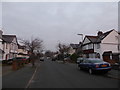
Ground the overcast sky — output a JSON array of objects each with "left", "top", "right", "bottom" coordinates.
[{"left": 1, "top": 2, "right": 118, "bottom": 51}]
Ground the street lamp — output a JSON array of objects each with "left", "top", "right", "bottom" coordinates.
[{"left": 77, "top": 34, "right": 83, "bottom": 42}]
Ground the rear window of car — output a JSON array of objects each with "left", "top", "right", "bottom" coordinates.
[
  {"left": 14, "top": 57, "right": 23, "bottom": 60},
  {"left": 90, "top": 60, "right": 103, "bottom": 63}
]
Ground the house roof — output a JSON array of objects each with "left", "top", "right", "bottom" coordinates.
[
  {"left": 84, "top": 29, "right": 114, "bottom": 44},
  {"left": 70, "top": 44, "right": 79, "bottom": 49},
  {"left": 96, "top": 30, "right": 113, "bottom": 43},
  {"left": 18, "top": 44, "right": 26, "bottom": 49},
  {"left": 86, "top": 36, "right": 98, "bottom": 43},
  {"left": 2, "top": 35, "right": 17, "bottom": 43}
]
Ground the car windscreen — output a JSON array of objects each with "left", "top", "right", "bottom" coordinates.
[{"left": 90, "top": 60, "right": 103, "bottom": 63}]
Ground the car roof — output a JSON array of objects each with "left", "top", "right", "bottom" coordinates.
[{"left": 85, "top": 58, "right": 102, "bottom": 60}]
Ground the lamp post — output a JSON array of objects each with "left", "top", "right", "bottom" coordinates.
[
  {"left": 77, "top": 34, "right": 83, "bottom": 42},
  {"left": 77, "top": 33, "right": 84, "bottom": 57}
]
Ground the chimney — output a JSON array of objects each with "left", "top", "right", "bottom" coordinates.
[{"left": 97, "top": 31, "right": 103, "bottom": 37}]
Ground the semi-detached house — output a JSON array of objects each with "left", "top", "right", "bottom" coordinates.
[
  {"left": 17, "top": 44, "right": 28, "bottom": 58},
  {"left": 82, "top": 29, "right": 120, "bottom": 64},
  {"left": 0, "top": 30, "right": 4, "bottom": 61},
  {"left": 2, "top": 35, "right": 18, "bottom": 60}
]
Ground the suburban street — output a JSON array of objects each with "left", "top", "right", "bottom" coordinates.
[
  {"left": 1, "top": 2, "right": 120, "bottom": 90},
  {"left": 2, "top": 59, "right": 119, "bottom": 88}
]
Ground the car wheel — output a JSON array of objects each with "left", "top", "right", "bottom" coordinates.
[{"left": 89, "top": 68, "right": 93, "bottom": 74}]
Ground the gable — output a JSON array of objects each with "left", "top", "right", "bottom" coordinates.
[
  {"left": 83, "top": 37, "right": 91, "bottom": 45},
  {"left": 102, "top": 30, "right": 119, "bottom": 44},
  {"left": 12, "top": 38, "right": 18, "bottom": 44}
]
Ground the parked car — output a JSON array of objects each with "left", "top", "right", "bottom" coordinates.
[
  {"left": 13, "top": 57, "right": 25, "bottom": 60},
  {"left": 7, "top": 57, "right": 26, "bottom": 65},
  {"left": 7, "top": 58, "right": 14, "bottom": 65},
  {"left": 13, "top": 57, "right": 29, "bottom": 64},
  {"left": 78, "top": 58, "right": 111, "bottom": 74},
  {"left": 22, "top": 57, "right": 29, "bottom": 63},
  {"left": 40, "top": 57, "right": 44, "bottom": 61},
  {"left": 52, "top": 57, "right": 56, "bottom": 61},
  {"left": 76, "top": 57, "right": 84, "bottom": 64}
]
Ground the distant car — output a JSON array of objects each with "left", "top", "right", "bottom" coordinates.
[
  {"left": 76, "top": 57, "right": 84, "bottom": 64},
  {"left": 13, "top": 57, "right": 26, "bottom": 60},
  {"left": 40, "top": 57, "right": 44, "bottom": 61},
  {"left": 52, "top": 57, "right": 56, "bottom": 61},
  {"left": 64, "top": 57, "right": 70, "bottom": 61},
  {"left": 46, "top": 57, "right": 50, "bottom": 60},
  {"left": 78, "top": 58, "right": 111, "bottom": 74}
]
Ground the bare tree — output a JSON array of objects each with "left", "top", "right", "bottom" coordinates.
[
  {"left": 57, "top": 43, "right": 71, "bottom": 61},
  {"left": 45, "top": 50, "right": 53, "bottom": 57},
  {"left": 19, "top": 37, "right": 43, "bottom": 67}
]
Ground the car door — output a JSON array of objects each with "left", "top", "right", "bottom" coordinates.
[
  {"left": 83, "top": 60, "right": 90, "bottom": 70},
  {"left": 80, "top": 60, "right": 88, "bottom": 69}
]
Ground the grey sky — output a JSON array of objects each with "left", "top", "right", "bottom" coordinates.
[{"left": 2, "top": 2, "right": 118, "bottom": 51}]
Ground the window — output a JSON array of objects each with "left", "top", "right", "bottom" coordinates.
[
  {"left": 82, "top": 46, "right": 86, "bottom": 50},
  {"left": 88, "top": 44, "right": 92, "bottom": 49}
]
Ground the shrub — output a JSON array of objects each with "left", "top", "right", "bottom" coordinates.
[{"left": 70, "top": 53, "right": 79, "bottom": 63}]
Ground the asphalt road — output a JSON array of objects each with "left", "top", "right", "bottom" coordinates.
[
  {"left": 2, "top": 59, "right": 119, "bottom": 88},
  {"left": 28, "top": 59, "right": 119, "bottom": 88}
]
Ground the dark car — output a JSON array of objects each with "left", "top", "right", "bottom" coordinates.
[
  {"left": 13, "top": 57, "right": 28, "bottom": 61},
  {"left": 6, "top": 57, "right": 24, "bottom": 65},
  {"left": 78, "top": 58, "right": 111, "bottom": 74},
  {"left": 52, "top": 57, "right": 56, "bottom": 61}
]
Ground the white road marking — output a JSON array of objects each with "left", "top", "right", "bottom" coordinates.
[{"left": 25, "top": 64, "right": 39, "bottom": 88}]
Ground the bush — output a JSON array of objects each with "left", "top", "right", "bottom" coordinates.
[{"left": 70, "top": 53, "right": 79, "bottom": 63}]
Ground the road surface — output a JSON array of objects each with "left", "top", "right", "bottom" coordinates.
[{"left": 28, "top": 60, "right": 119, "bottom": 88}]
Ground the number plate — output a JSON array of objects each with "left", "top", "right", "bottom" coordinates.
[{"left": 101, "top": 65, "right": 107, "bottom": 67}]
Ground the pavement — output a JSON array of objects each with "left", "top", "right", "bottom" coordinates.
[{"left": 2, "top": 62, "right": 36, "bottom": 88}]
